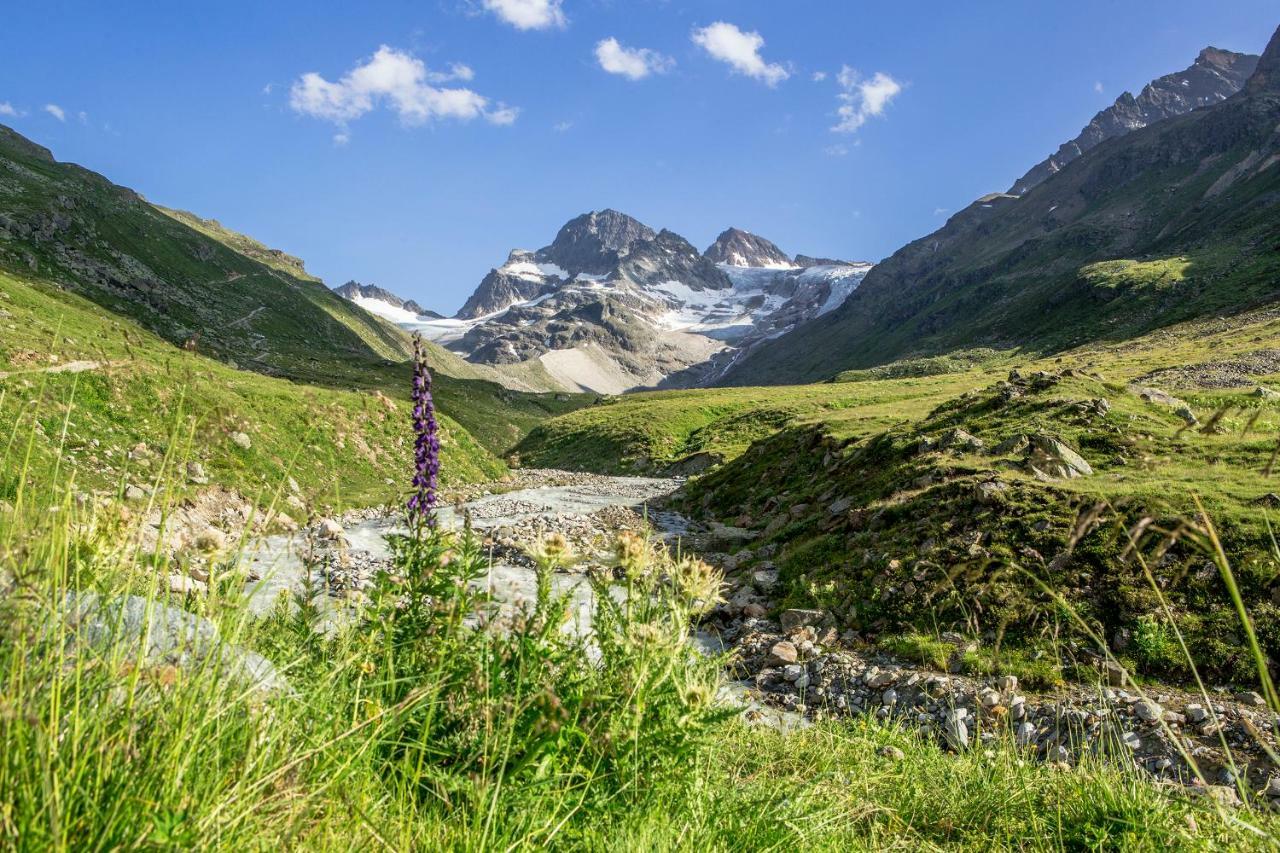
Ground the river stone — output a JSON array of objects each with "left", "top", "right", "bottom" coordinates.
[
  {"left": 60, "top": 591, "right": 288, "bottom": 695},
  {"left": 316, "top": 518, "right": 345, "bottom": 540},
  {"left": 768, "top": 640, "right": 799, "bottom": 665},
  {"left": 780, "top": 608, "right": 827, "bottom": 631},
  {"left": 1134, "top": 699, "right": 1162, "bottom": 722}
]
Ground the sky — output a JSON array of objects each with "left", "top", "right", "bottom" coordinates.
[{"left": 1, "top": 1, "right": 1275, "bottom": 315}]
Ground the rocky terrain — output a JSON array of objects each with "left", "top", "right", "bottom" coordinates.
[
  {"left": 723, "top": 32, "right": 1280, "bottom": 385},
  {"left": 339, "top": 210, "right": 872, "bottom": 394},
  {"left": 1009, "top": 47, "right": 1259, "bottom": 195},
  {"left": 332, "top": 280, "right": 442, "bottom": 322}
]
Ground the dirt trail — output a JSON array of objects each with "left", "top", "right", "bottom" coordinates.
[{"left": 0, "top": 359, "right": 110, "bottom": 380}]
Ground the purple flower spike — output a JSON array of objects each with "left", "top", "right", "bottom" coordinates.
[{"left": 408, "top": 334, "right": 440, "bottom": 528}]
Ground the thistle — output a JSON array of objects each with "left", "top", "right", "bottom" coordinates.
[{"left": 407, "top": 334, "right": 440, "bottom": 528}]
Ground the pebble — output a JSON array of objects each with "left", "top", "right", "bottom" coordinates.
[{"left": 230, "top": 431, "right": 252, "bottom": 450}]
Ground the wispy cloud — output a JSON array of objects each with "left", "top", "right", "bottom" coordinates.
[
  {"left": 812, "top": 71, "right": 827, "bottom": 82},
  {"left": 0, "top": 102, "right": 21, "bottom": 118},
  {"left": 832, "top": 65, "right": 901, "bottom": 133},
  {"left": 824, "top": 143, "right": 849, "bottom": 157},
  {"left": 933, "top": 207, "right": 949, "bottom": 216},
  {"left": 43, "top": 103, "right": 66, "bottom": 122},
  {"left": 289, "top": 45, "right": 516, "bottom": 139},
  {"left": 483, "top": 0, "right": 566, "bottom": 31},
  {"left": 691, "top": 22, "right": 789, "bottom": 87},
  {"left": 595, "top": 37, "right": 674, "bottom": 81},
  {"left": 1094, "top": 80, "right": 1104, "bottom": 93},
  {"left": 553, "top": 120, "right": 573, "bottom": 132}
]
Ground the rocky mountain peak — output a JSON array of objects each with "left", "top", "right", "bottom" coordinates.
[
  {"left": 1246, "top": 25, "right": 1280, "bottom": 95},
  {"left": 1008, "top": 45, "right": 1259, "bottom": 195},
  {"left": 333, "top": 281, "right": 440, "bottom": 320},
  {"left": 704, "top": 227, "right": 793, "bottom": 268},
  {"left": 540, "top": 209, "right": 656, "bottom": 274}
]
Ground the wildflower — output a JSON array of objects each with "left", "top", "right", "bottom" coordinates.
[
  {"left": 360, "top": 660, "right": 376, "bottom": 676},
  {"left": 407, "top": 334, "right": 441, "bottom": 528},
  {"left": 671, "top": 556, "right": 724, "bottom": 611},
  {"left": 614, "top": 530, "right": 650, "bottom": 578}
]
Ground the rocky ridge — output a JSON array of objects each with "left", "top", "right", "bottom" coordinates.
[{"left": 397, "top": 212, "right": 870, "bottom": 393}]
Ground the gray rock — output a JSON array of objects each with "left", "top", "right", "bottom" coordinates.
[
  {"left": 1025, "top": 434, "right": 1093, "bottom": 479},
  {"left": 1236, "top": 691, "right": 1266, "bottom": 707},
  {"left": 1134, "top": 699, "right": 1162, "bottom": 722},
  {"left": 1016, "top": 722, "right": 1037, "bottom": 746},
  {"left": 1256, "top": 386, "right": 1280, "bottom": 401},
  {"left": 1185, "top": 703, "right": 1209, "bottom": 723},
  {"left": 124, "top": 484, "right": 146, "bottom": 502},
  {"left": 230, "top": 431, "right": 252, "bottom": 450},
  {"left": 944, "top": 710, "right": 970, "bottom": 750},
  {"left": 1121, "top": 731, "right": 1142, "bottom": 750},
  {"left": 60, "top": 591, "right": 287, "bottom": 694},
  {"left": 780, "top": 608, "right": 827, "bottom": 631},
  {"left": 998, "top": 675, "right": 1018, "bottom": 694},
  {"left": 167, "top": 574, "right": 207, "bottom": 595}
]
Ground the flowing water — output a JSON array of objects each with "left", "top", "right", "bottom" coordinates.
[{"left": 236, "top": 474, "right": 803, "bottom": 729}]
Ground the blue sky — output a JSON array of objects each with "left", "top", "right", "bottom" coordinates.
[{"left": 2, "top": 1, "right": 1275, "bottom": 314}]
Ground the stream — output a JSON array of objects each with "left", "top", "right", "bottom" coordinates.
[{"left": 234, "top": 473, "right": 803, "bottom": 730}]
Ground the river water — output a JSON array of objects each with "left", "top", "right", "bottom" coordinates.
[{"left": 235, "top": 474, "right": 803, "bottom": 729}]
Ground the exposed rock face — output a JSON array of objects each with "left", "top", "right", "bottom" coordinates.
[
  {"left": 1246, "top": 25, "right": 1280, "bottom": 95},
  {"left": 704, "top": 227, "right": 793, "bottom": 268},
  {"left": 539, "top": 209, "right": 656, "bottom": 275},
  {"left": 619, "top": 230, "right": 732, "bottom": 291},
  {"left": 407, "top": 210, "right": 871, "bottom": 393},
  {"left": 1009, "top": 47, "right": 1259, "bottom": 195},
  {"left": 333, "top": 281, "right": 439, "bottom": 318}
]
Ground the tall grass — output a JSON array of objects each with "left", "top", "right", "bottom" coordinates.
[{"left": 2, "top": 387, "right": 1279, "bottom": 849}]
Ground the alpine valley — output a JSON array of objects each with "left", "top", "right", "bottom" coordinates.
[{"left": 7, "top": 9, "right": 1280, "bottom": 851}]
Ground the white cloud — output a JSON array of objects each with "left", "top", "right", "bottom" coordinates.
[
  {"left": 43, "top": 103, "right": 66, "bottom": 122},
  {"left": 78, "top": 111, "right": 89, "bottom": 124},
  {"left": 812, "top": 71, "right": 827, "bottom": 82},
  {"left": 333, "top": 131, "right": 350, "bottom": 146},
  {"left": 595, "top": 37, "right": 674, "bottom": 81},
  {"left": 553, "top": 120, "right": 573, "bottom": 132},
  {"left": 483, "top": 0, "right": 566, "bottom": 31},
  {"left": 933, "top": 207, "right": 949, "bottom": 216},
  {"left": 832, "top": 66, "right": 901, "bottom": 133},
  {"left": 427, "top": 63, "right": 474, "bottom": 83},
  {"left": 262, "top": 83, "right": 274, "bottom": 95},
  {"left": 486, "top": 103, "right": 520, "bottom": 125},
  {"left": 824, "top": 143, "right": 849, "bottom": 157},
  {"left": 0, "top": 102, "right": 20, "bottom": 117},
  {"left": 691, "top": 21, "right": 789, "bottom": 87},
  {"left": 289, "top": 45, "right": 515, "bottom": 136},
  {"left": 1094, "top": 80, "right": 1104, "bottom": 93}
]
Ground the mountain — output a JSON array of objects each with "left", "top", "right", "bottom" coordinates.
[
  {"left": 722, "top": 31, "right": 1280, "bottom": 386},
  {"left": 1009, "top": 47, "right": 1259, "bottom": 195},
  {"left": 333, "top": 281, "right": 442, "bottom": 322},
  {"left": 403, "top": 211, "right": 870, "bottom": 393},
  {"left": 703, "top": 228, "right": 792, "bottom": 268}
]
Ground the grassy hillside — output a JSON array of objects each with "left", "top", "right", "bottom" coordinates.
[
  {"left": 0, "top": 269, "right": 510, "bottom": 511},
  {"left": 723, "top": 37, "right": 1280, "bottom": 386},
  {"left": 520, "top": 305, "right": 1280, "bottom": 684}
]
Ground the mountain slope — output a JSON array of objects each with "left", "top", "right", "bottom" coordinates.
[
  {"left": 410, "top": 212, "right": 870, "bottom": 393},
  {"left": 1010, "top": 47, "right": 1258, "bottom": 195},
  {"left": 333, "top": 280, "right": 442, "bottom": 322},
  {"left": 723, "top": 30, "right": 1280, "bottom": 386},
  {"left": 0, "top": 124, "right": 590, "bottom": 464}
]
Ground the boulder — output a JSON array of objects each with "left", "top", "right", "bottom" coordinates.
[
  {"left": 1025, "top": 434, "right": 1093, "bottom": 479},
  {"left": 780, "top": 608, "right": 828, "bottom": 632},
  {"left": 60, "top": 591, "right": 288, "bottom": 694}
]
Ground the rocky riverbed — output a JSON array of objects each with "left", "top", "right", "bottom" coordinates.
[{"left": 184, "top": 468, "right": 1280, "bottom": 806}]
